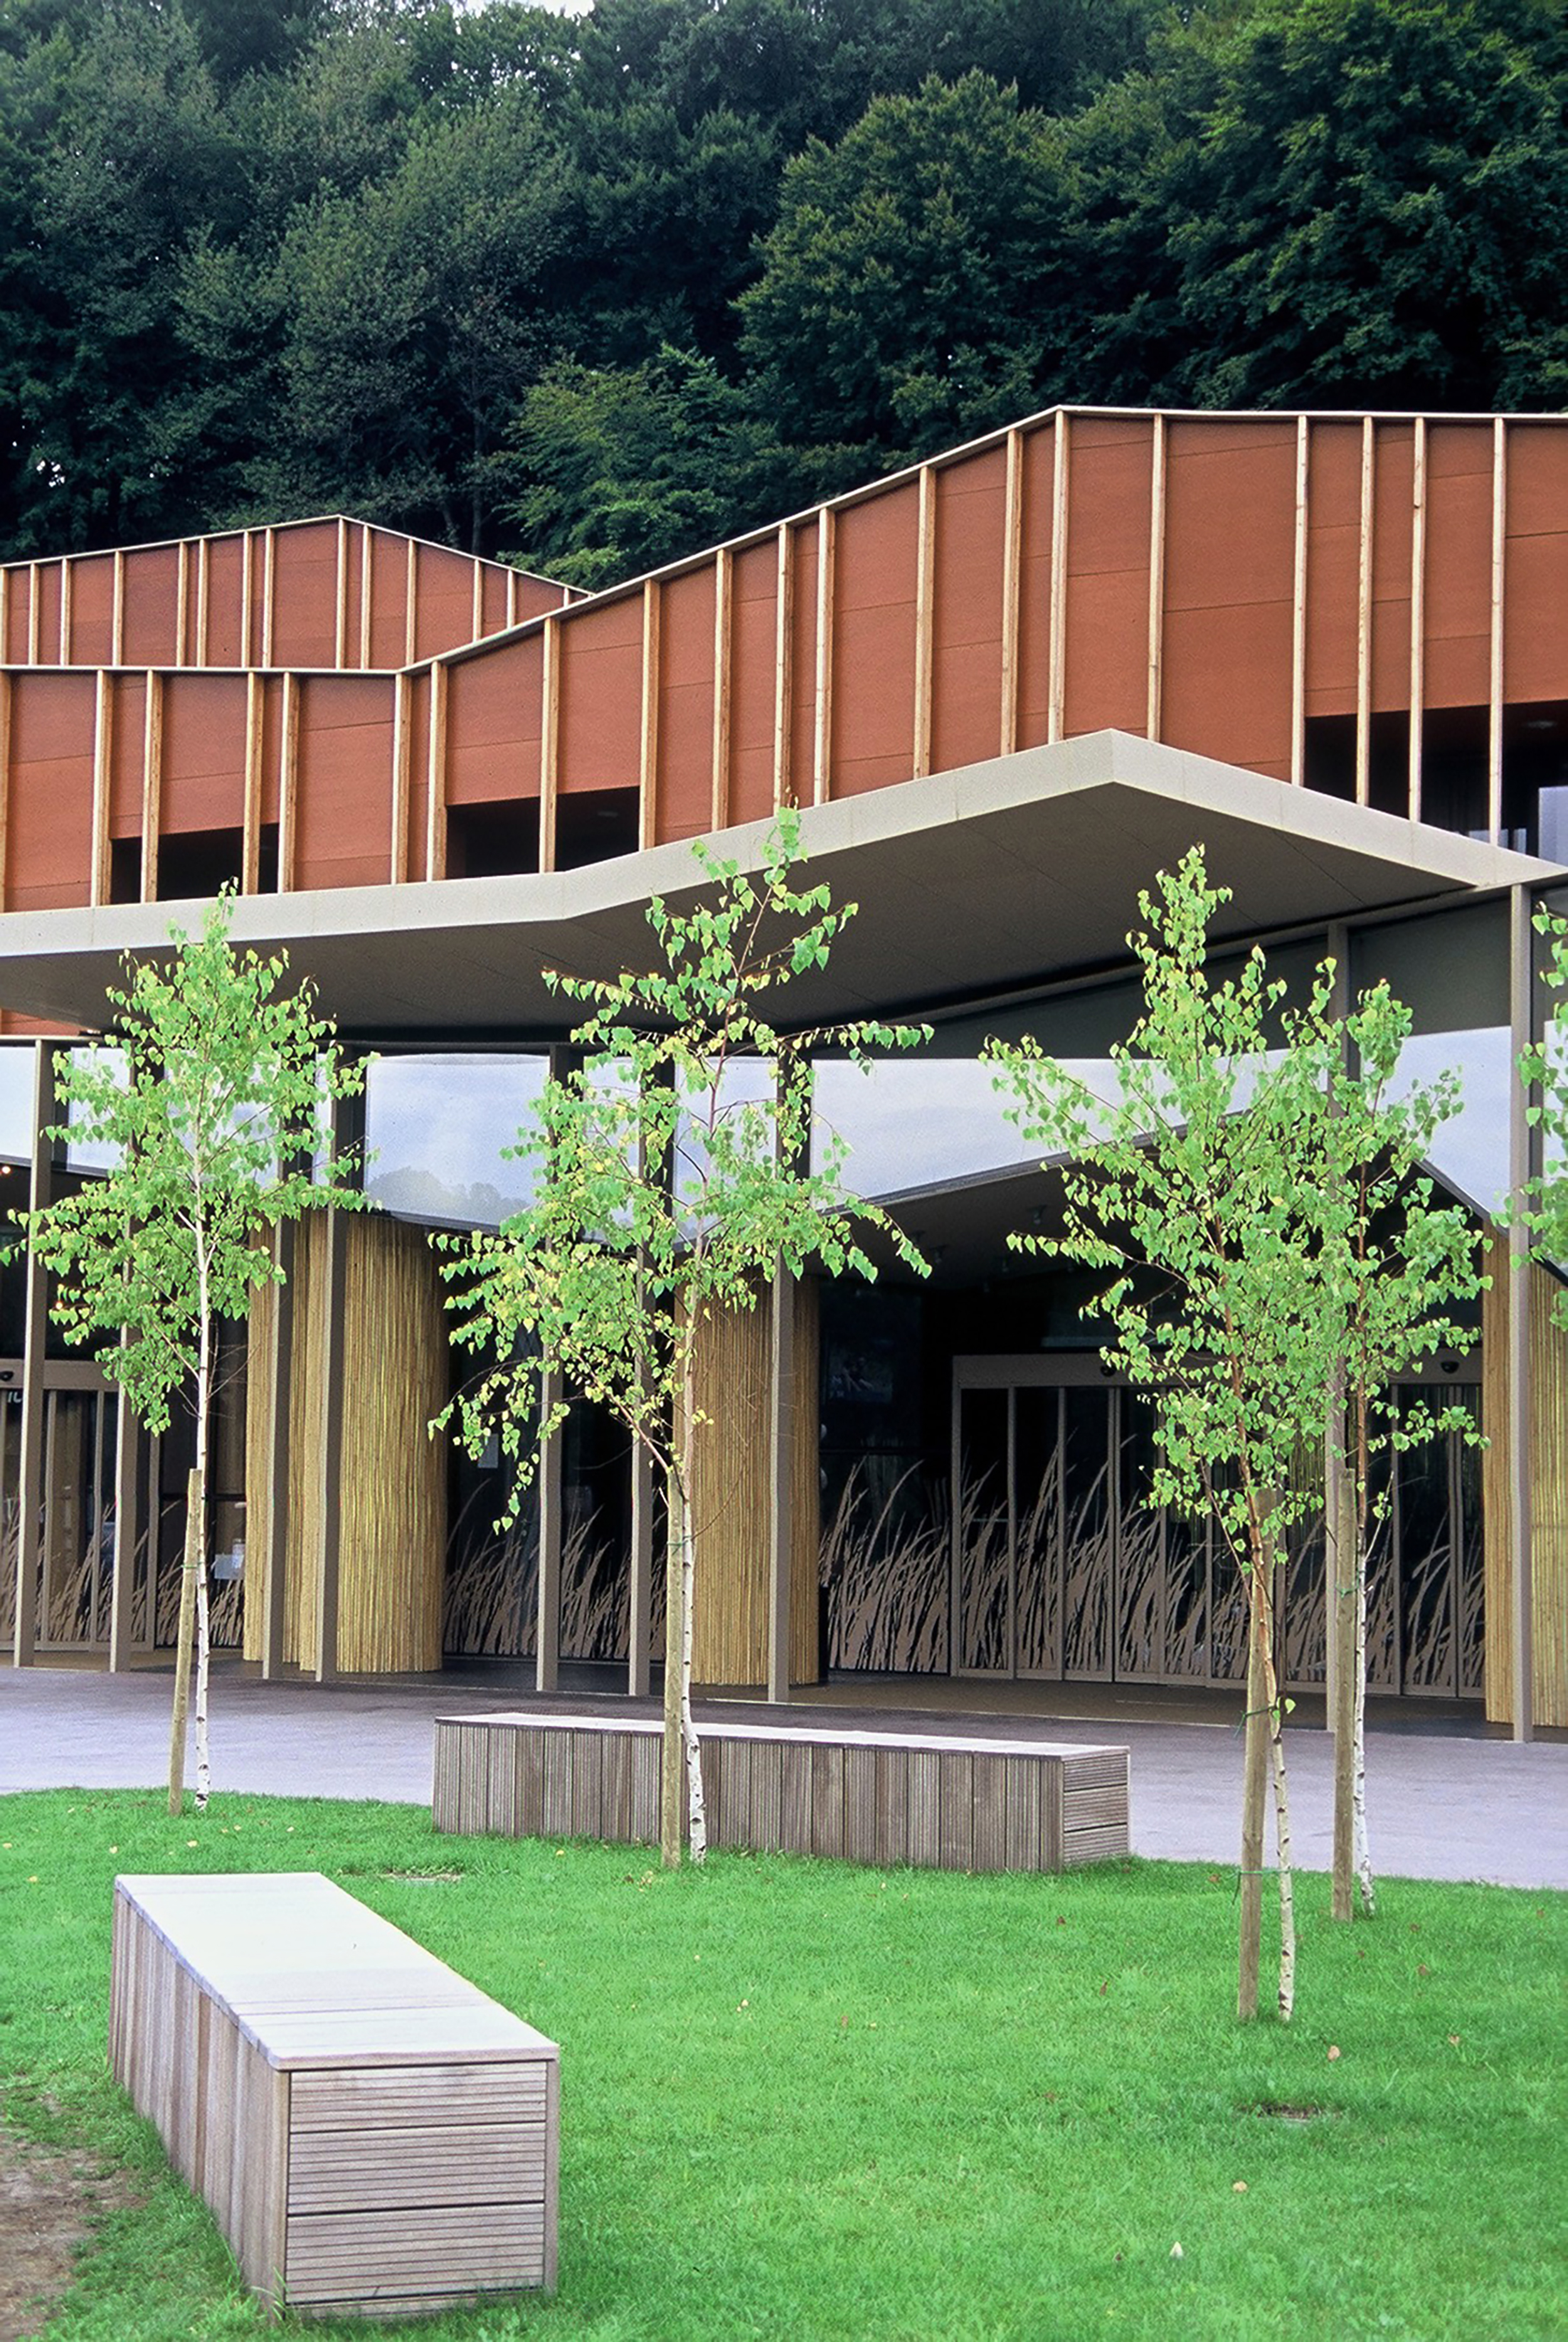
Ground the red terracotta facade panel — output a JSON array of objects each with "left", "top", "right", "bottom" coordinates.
[
  {"left": 1064, "top": 566, "right": 1148, "bottom": 739},
  {"left": 1163, "top": 421, "right": 1296, "bottom": 613},
  {"left": 931, "top": 447, "right": 1006, "bottom": 775},
  {"left": 1015, "top": 420, "right": 1059, "bottom": 750},
  {"left": 161, "top": 673, "right": 247, "bottom": 834},
  {"left": 8, "top": 673, "right": 95, "bottom": 909},
  {"left": 558, "top": 598, "right": 641, "bottom": 796},
  {"left": 1161, "top": 599, "right": 1294, "bottom": 777},
  {"left": 109, "top": 672, "right": 148, "bottom": 836},
  {"left": 292, "top": 676, "right": 396, "bottom": 889},
  {"left": 787, "top": 526, "right": 820, "bottom": 806},
  {"left": 120, "top": 546, "right": 183, "bottom": 669},
  {"left": 656, "top": 566, "right": 717, "bottom": 841},
  {"left": 446, "top": 642, "right": 542, "bottom": 806}
]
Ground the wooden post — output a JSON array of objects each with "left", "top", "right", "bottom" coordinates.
[
  {"left": 1408, "top": 418, "right": 1427, "bottom": 820},
  {"left": 1146, "top": 415, "right": 1167, "bottom": 743},
  {"left": 1047, "top": 411, "right": 1069, "bottom": 744},
  {"left": 258, "top": 1219, "right": 295, "bottom": 1683},
  {"left": 112, "top": 550, "right": 126, "bottom": 668},
  {"left": 999, "top": 428, "right": 1023, "bottom": 758},
  {"left": 639, "top": 579, "right": 661, "bottom": 850},
  {"left": 1507, "top": 884, "right": 1535, "bottom": 1739},
  {"left": 405, "top": 539, "right": 418, "bottom": 667},
  {"left": 26, "top": 562, "right": 40, "bottom": 665},
  {"left": 262, "top": 528, "right": 277, "bottom": 669},
  {"left": 58, "top": 556, "right": 72, "bottom": 664},
  {"left": 539, "top": 616, "right": 560, "bottom": 873},
  {"left": 812, "top": 508, "right": 834, "bottom": 805},
  {"left": 333, "top": 519, "right": 349, "bottom": 671},
  {"left": 536, "top": 1364, "right": 563, "bottom": 1695},
  {"left": 90, "top": 671, "right": 112, "bottom": 906},
  {"left": 278, "top": 673, "right": 300, "bottom": 892},
  {"left": 240, "top": 529, "right": 255, "bottom": 667},
  {"left": 1488, "top": 419, "right": 1507, "bottom": 846},
  {"left": 1290, "top": 414, "right": 1309, "bottom": 785},
  {"left": 0, "top": 672, "right": 12, "bottom": 910},
  {"left": 176, "top": 543, "right": 191, "bottom": 666},
  {"left": 360, "top": 524, "right": 374, "bottom": 668},
  {"left": 195, "top": 539, "right": 210, "bottom": 667},
  {"left": 107, "top": 1367, "right": 138, "bottom": 1673},
  {"left": 912, "top": 467, "right": 935, "bottom": 780},
  {"left": 13, "top": 1043, "right": 56, "bottom": 1666}
]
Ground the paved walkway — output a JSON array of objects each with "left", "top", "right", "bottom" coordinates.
[{"left": 1, "top": 1664, "right": 1563, "bottom": 1890}]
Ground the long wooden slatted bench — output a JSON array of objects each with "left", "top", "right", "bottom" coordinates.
[
  {"left": 433, "top": 1713, "right": 1130, "bottom": 1872},
  {"left": 110, "top": 1872, "right": 559, "bottom": 2318}
]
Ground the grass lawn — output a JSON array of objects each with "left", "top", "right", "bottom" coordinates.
[{"left": 0, "top": 1791, "right": 1563, "bottom": 2342}]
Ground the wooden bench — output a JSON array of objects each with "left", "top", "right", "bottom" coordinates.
[
  {"left": 110, "top": 1872, "right": 558, "bottom": 2318},
  {"left": 434, "top": 1713, "right": 1130, "bottom": 1872}
]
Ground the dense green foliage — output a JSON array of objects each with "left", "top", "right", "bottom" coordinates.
[
  {"left": 3, "top": 0, "right": 1564, "bottom": 576},
  {"left": 3, "top": 1790, "right": 1564, "bottom": 2339}
]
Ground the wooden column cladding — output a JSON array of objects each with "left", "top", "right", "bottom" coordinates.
[
  {"left": 687, "top": 1281, "right": 820, "bottom": 1688},
  {"left": 1488, "top": 417, "right": 1508, "bottom": 845},
  {"left": 0, "top": 671, "right": 11, "bottom": 908},
  {"left": 1480, "top": 1234, "right": 1568, "bottom": 1727},
  {"left": 244, "top": 1212, "right": 447, "bottom": 1675},
  {"left": 711, "top": 547, "right": 733, "bottom": 829},
  {"left": 1047, "top": 410, "right": 1069, "bottom": 743},
  {"left": 425, "top": 659, "right": 448, "bottom": 881},
  {"left": 911, "top": 467, "right": 935, "bottom": 778}
]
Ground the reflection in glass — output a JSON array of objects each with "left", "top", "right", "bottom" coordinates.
[
  {"left": 956, "top": 1387, "right": 1009, "bottom": 1672},
  {"left": 365, "top": 1054, "right": 548, "bottom": 1227}
]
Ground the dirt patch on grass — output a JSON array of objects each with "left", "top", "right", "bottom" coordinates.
[{"left": 0, "top": 2122, "right": 138, "bottom": 2342}]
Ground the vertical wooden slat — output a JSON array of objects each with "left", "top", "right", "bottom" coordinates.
[
  {"left": 711, "top": 546, "right": 733, "bottom": 830},
  {"left": 1047, "top": 411, "right": 1069, "bottom": 743},
  {"left": 405, "top": 539, "right": 418, "bottom": 665},
  {"left": 278, "top": 672, "right": 299, "bottom": 891},
  {"left": 638, "top": 580, "right": 660, "bottom": 850},
  {"left": 195, "top": 539, "right": 210, "bottom": 667},
  {"left": 27, "top": 563, "right": 40, "bottom": 664},
  {"left": 334, "top": 518, "right": 349, "bottom": 670},
  {"left": 539, "top": 615, "right": 560, "bottom": 872},
  {"left": 241, "top": 671, "right": 264, "bottom": 893},
  {"left": 766, "top": 1262, "right": 795, "bottom": 1703},
  {"left": 1146, "top": 414, "right": 1167, "bottom": 741},
  {"left": 13, "top": 1044, "right": 55, "bottom": 1666},
  {"left": 911, "top": 466, "right": 936, "bottom": 779},
  {"left": 1290, "top": 413, "right": 1310, "bottom": 785},
  {"left": 1408, "top": 416, "right": 1428, "bottom": 821},
  {"left": 240, "top": 529, "right": 255, "bottom": 666},
  {"left": 90, "top": 670, "right": 112, "bottom": 905},
  {"left": 425, "top": 659, "right": 448, "bottom": 881},
  {"left": 772, "top": 524, "right": 793, "bottom": 810},
  {"left": 1489, "top": 417, "right": 1507, "bottom": 845},
  {"left": 812, "top": 507, "right": 834, "bottom": 804},
  {"left": 140, "top": 672, "right": 162, "bottom": 902},
  {"left": 0, "top": 671, "right": 13, "bottom": 909},
  {"left": 0, "top": 566, "right": 12, "bottom": 663},
  {"left": 176, "top": 542, "right": 191, "bottom": 666},
  {"left": 112, "top": 550, "right": 126, "bottom": 667},
  {"left": 389, "top": 671, "right": 412, "bottom": 883},
  {"left": 359, "top": 524, "right": 374, "bottom": 668},
  {"left": 262, "top": 529, "right": 277, "bottom": 667},
  {"left": 471, "top": 559, "right": 485, "bottom": 644},
  {"left": 1355, "top": 415, "right": 1374, "bottom": 807},
  {"left": 999, "top": 428, "right": 1023, "bottom": 757},
  {"left": 58, "top": 557, "right": 72, "bottom": 663},
  {"left": 506, "top": 569, "right": 519, "bottom": 628}
]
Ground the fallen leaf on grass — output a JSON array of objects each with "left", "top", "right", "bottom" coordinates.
[{"left": 1327, "top": 2045, "right": 1342, "bottom": 2062}]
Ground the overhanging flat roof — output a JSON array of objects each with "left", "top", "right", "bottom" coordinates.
[{"left": 0, "top": 731, "right": 1551, "bottom": 1042}]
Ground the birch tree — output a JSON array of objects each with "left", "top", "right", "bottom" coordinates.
[
  {"left": 988, "top": 849, "right": 1480, "bottom": 2019},
  {"left": 438, "top": 815, "right": 925, "bottom": 1868},
  {"left": 17, "top": 893, "right": 366, "bottom": 1816}
]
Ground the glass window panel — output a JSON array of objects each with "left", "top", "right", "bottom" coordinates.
[
  {"left": 955, "top": 1387, "right": 1009, "bottom": 1672},
  {"left": 1061, "top": 1384, "right": 1111, "bottom": 1677},
  {"left": 1116, "top": 1394, "right": 1165, "bottom": 1680},
  {"left": 1012, "top": 1387, "right": 1059, "bottom": 1676},
  {"left": 364, "top": 1053, "right": 548, "bottom": 1227}
]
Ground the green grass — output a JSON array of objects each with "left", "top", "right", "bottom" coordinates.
[{"left": 1, "top": 1793, "right": 1564, "bottom": 2342}]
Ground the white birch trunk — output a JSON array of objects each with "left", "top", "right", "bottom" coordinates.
[
  {"left": 166, "top": 1471, "right": 200, "bottom": 1818},
  {"left": 1261, "top": 1632, "right": 1296, "bottom": 2023},
  {"left": 678, "top": 1360, "right": 707, "bottom": 1864},
  {"left": 660, "top": 1463, "right": 685, "bottom": 1870},
  {"left": 1353, "top": 1545, "right": 1375, "bottom": 1916}
]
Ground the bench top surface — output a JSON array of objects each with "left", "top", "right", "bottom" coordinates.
[
  {"left": 115, "top": 1872, "right": 557, "bottom": 2072},
  {"left": 438, "top": 1712, "right": 1128, "bottom": 1763}
]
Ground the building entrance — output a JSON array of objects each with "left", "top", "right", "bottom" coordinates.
[{"left": 951, "top": 1357, "right": 1483, "bottom": 1697}]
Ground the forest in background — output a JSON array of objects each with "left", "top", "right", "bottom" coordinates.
[{"left": 1, "top": 0, "right": 1564, "bottom": 586}]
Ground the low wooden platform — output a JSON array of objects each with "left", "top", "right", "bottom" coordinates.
[
  {"left": 110, "top": 1872, "right": 559, "bottom": 2318},
  {"left": 433, "top": 1712, "right": 1130, "bottom": 1871}
]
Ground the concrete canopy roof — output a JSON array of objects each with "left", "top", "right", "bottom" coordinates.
[{"left": 0, "top": 730, "right": 1550, "bottom": 1042}]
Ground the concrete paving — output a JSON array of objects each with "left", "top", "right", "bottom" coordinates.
[{"left": 1, "top": 1662, "right": 1564, "bottom": 1890}]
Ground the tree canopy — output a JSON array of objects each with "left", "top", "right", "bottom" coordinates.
[{"left": 1, "top": 0, "right": 1563, "bottom": 571}]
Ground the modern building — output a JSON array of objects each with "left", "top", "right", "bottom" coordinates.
[{"left": 0, "top": 411, "right": 1563, "bottom": 1734}]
